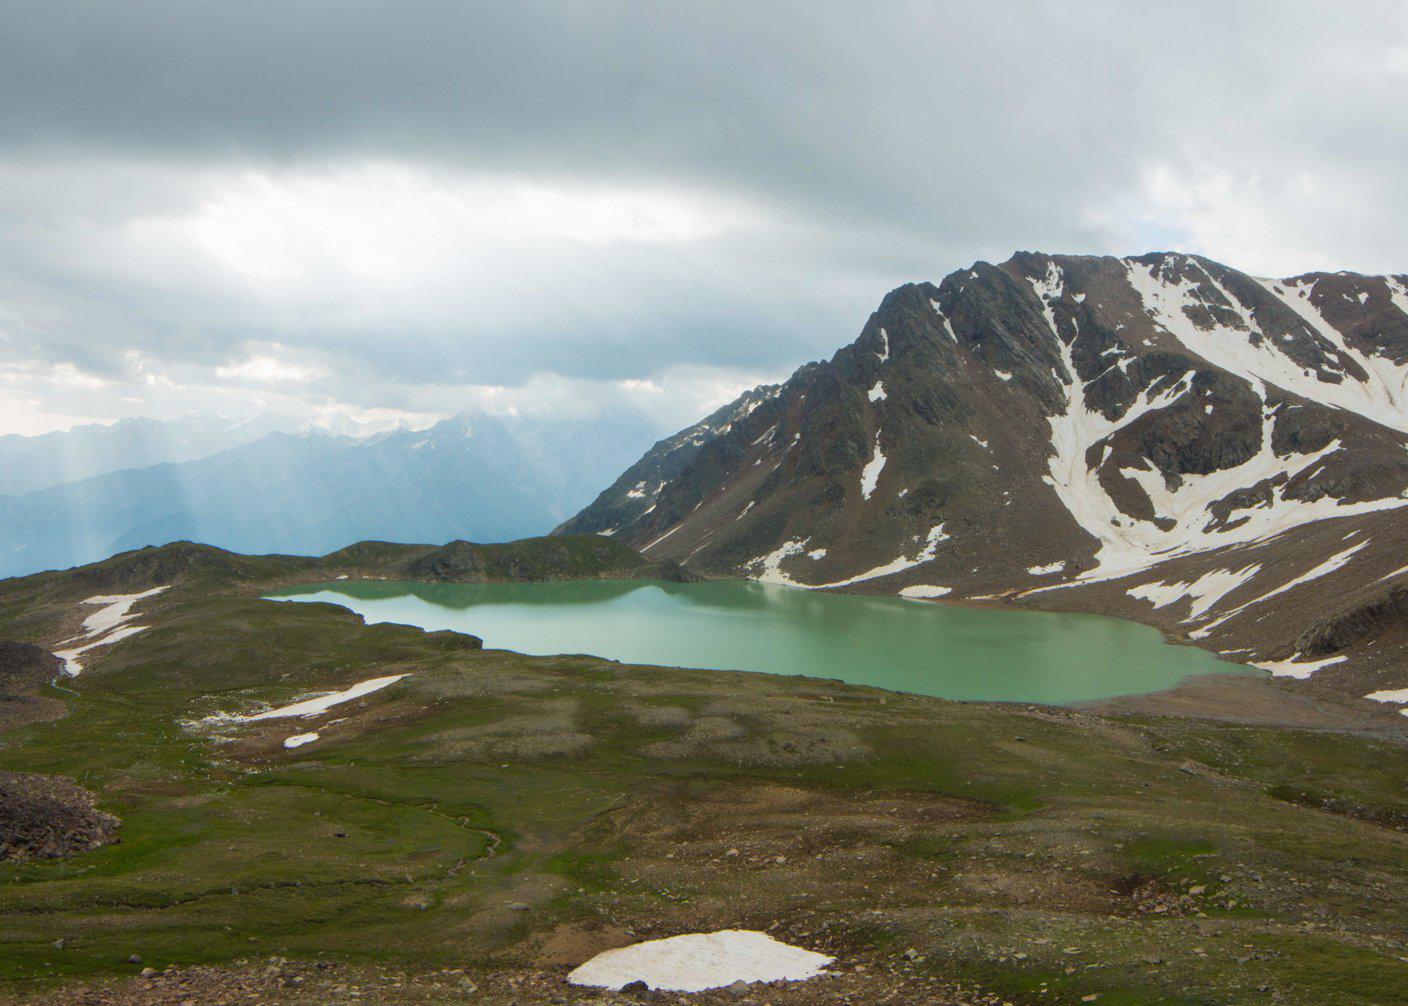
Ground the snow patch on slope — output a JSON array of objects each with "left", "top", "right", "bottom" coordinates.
[
  {"left": 1366, "top": 686, "right": 1408, "bottom": 703},
  {"left": 860, "top": 433, "right": 886, "bottom": 500},
  {"left": 54, "top": 624, "right": 152, "bottom": 676},
  {"left": 241, "top": 674, "right": 407, "bottom": 721},
  {"left": 1032, "top": 262, "right": 1194, "bottom": 580},
  {"left": 1258, "top": 276, "right": 1408, "bottom": 433},
  {"left": 1386, "top": 277, "right": 1408, "bottom": 317},
  {"left": 53, "top": 586, "right": 170, "bottom": 675},
  {"left": 1125, "top": 257, "right": 1408, "bottom": 434},
  {"left": 1029, "top": 261, "right": 1408, "bottom": 586},
  {"left": 900, "top": 585, "right": 952, "bottom": 599},
  {"left": 819, "top": 524, "right": 951, "bottom": 589},
  {"left": 1252, "top": 654, "right": 1347, "bottom": 679},
  {"left": 1377, "top": 563, "right": 1408, "bottom": 583},
  {"left": 642, "top": 524, "right": 683, "bottom": 552},
  {"left": 746, "top": 538, "right": 822, "bottom": 586},
  {"left": 74, "top": 587, "right": 169, "bottom": 637},
  {"left": 1366, "top": 685, "right": 1408, "bottom": 716},
  {"left": 1190, "top": 542, "right": 1368, "bottom": 639},
  {"left": 1126, "top": 565, "right": 1261, "bottom": 620},
  {"left": 747, "top": 525, "right": 950, "bottom": 590}
]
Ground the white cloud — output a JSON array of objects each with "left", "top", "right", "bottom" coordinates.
[
  {"left": 0, "top": 154, "right": 811, "bottom": 397},
  {"left": 2, "top": 4, "right": 1407, "bottom": 439},
  {"left": 0, "top": 392, "right": 107, "bottom": 436},
  {"left": 122, "top": 163, "right": 766, "bottom": 299},
  {"left": 215, "top": 353, "right": 324, "bottom": 384},
  {"left": 0, "top": 340, "right": 779, "bottom": 438},
  {"left": 393, "top": 365, "right": 784, "bottom": 430},
  {"left": 1084, "top": 160, "right": 1395, "bottom": 278},
  {"left": 50, "top": 362, "right": 109, "bottom": 389}
]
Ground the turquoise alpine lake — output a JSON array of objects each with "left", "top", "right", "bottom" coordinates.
[{"left": 267, "top": 579, "right": 1252, "bottom": 704}]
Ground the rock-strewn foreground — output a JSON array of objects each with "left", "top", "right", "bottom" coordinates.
[
  {"left": 560, "top": 252, "right": 1408, "bottom": 707},
  {"left": 0, "top": 540, "right": 1406, "bottom": 1004},
  {"left": 0, "top": 771, "right": 119, "bottom": 862}
]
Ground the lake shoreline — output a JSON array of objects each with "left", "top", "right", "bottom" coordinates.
[
  {"left": 268, "top": 576, "right": 1249, "bottom": 708},
  {"left": 262, "top": 572, "right": 1405, "bottom": 732},
  {"left": 1080, "top": 668, "right": 1408, "bottom": 731}
]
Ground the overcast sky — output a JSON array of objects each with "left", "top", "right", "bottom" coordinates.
[{"left": 2, "top": 1, "right": 1406, "bottom": 436}]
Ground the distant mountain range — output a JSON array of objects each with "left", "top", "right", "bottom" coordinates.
[
  {"left": 561, "top": 252, "right": 1408, "bottom": 703},
  {"left": 0, "top": 411, "right": 656, "bottom": 577},
  {"left": 0, "top": 413, "right": 298, "bottom": 496}
]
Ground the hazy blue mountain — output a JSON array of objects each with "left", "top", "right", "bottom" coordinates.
[
  {"left": 0, "top": 413, "right": 298, "bottom": 497},
  {"left": 0, "top": 411, "right": 655, "bottom": 577}
]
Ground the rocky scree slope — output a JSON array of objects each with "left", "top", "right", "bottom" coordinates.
[{"left": 560, "top": 252, "right": 1408, "bottom": 704}]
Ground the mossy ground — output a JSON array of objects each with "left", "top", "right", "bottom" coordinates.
[{"left": 0, "top": 570, "right": 1406, "bottom": 1004}]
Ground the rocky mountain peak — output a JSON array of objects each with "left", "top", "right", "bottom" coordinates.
[{"left": 560, "top": 250, "right": 1408, "bottom": 701}]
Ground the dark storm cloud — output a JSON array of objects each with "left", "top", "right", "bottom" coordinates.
[
  {"left": 0, "top": 2, "right": 1155, "bottom": 236},
  {"left": 0, "top": 1, "right": 1406, "bottom": 430}
]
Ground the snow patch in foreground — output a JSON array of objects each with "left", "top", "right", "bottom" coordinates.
[
  {"left": 193, "top": 675, "right": 407, "bottom": 743},
  {"left": 242, "top": 674, "right": 407, "bottom": 721},
  {"left": 1026, "top": 562, "right": 1067, "bottom": 576},
  {"left": 567, "top": 930, "right": 832, "bottom": 993}
]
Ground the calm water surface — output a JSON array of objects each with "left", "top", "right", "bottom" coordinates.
[{"left": 267, "top": 579, "right": 1250, "bottom": 704}]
